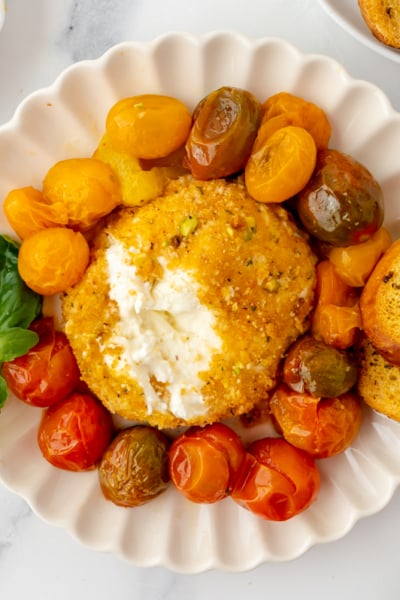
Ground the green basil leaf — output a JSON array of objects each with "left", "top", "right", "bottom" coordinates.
[
  {"left": 0, "top": 328, "right": 39, "bottom": 362},
  {"left": 0, "top": 235, "right": 42, "bottom": 330},
  {"left": 0, "top": 375, "right": 7, "bottom": 409}
]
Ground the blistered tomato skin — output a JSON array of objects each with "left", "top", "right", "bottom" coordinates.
[
  {"left": 260, "top": 91, "right": 332, "bottom": 150},
  {"left": 231, "top": 437, "right": 320, "bottom": 521},
  {"left": 37, "top": 392, "right": 114, "bottom": 471},
  {"left": 3, "top": 186, "right": 69, "bottom": 240},
  {"left": 168, "top": 422, "right": 247, "bottom": 503},
  {"left": 296, "top": 149, "right": 384, "bottom": 247},
  {"left": 283, "top": 335, "right": 358, "bottom": 398},
  {"left": 269, "top": 384, "right": 362, "bottom": 458},
  {"left": 99, "top": 426, "right": 170, "bottom": 507},
  {"left": 185, "top": 86, "right": 262, "bottom": 180},
  {"left": 2, "top": 317, "right": 80, "bottom": 407},
  {"left": 245, "top": 125, "right": 317, "bottom": 204},
  {"left": 42, "top": 157, "right": 121, "bottom": 231}
]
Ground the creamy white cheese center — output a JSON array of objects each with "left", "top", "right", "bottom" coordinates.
[{"left": 105, "top": 240, "right": 222, "bottom": 419}]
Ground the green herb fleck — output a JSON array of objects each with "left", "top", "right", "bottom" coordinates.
[
  {"left": 243, "top": 216, "right": 257, "bottom": 241},
  {"left": 180, "top": 215, "right": 198, "bottom": 237},
  {"left": 232, "top": 363, "right": 244, "bottom": 376}
]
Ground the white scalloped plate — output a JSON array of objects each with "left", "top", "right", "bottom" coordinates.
[
  {"left": 1, "top": 32, "right": 400, "bottom": 573},
  {"left": 0, "top": 2, "right": 4, "bottom": 31},
  {"left": 319, "top": 0, "right": 400, "bottom": 62}
]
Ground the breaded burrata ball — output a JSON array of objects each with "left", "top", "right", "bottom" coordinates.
[{"left": 62, "top": 176, "right": 316, "bottom": 429}]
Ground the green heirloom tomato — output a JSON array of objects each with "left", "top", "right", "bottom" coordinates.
[
  {"left": 296, "top": 149, "right": 384, "bottom": 247},
  {"left": 99, "top": 426, "right": 170, "bottom": 507},
  {"left": 283, "top": 335, "right": 358, "bottom": 398},
  {"left": 185, "top": 86, "right": 262, "bottom": 180}
]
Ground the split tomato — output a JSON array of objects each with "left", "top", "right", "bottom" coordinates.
[
  {"left": 168, "top": 422, "right": 246, "bottom": 503},
  {"left": 37, "top": 392, "right": 114, "bottom": 471},
  {"left": 231, "top": 437, "right": 320, "bottom": 521},
  {"left": 2, "top": 317, "right": 80, "bottom": 407},
  {"left": 269, "top": 384, "right": 362, "bottom": 458}
]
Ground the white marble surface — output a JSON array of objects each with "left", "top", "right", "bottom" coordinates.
[{"left": 1, "top": 0, "right": 400, "bottom": 597}]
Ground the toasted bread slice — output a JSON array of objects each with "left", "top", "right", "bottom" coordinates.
[
  {"left": 358, "top": 0, "right": 400, "bottom": 49},
  {"left": 360, "top": 239, "right": 400, "bottom": 366},
  {"left": 358, "top": 336, "right": 400, "bottom": 421}
]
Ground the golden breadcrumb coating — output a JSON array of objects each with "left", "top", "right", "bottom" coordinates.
[{"left": 62, "top": 176, "right": 316, "bottom": 429}]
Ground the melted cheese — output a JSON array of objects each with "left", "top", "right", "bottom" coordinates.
[{"left": 105, "top": 240, "right": 222, "bottom": 419}]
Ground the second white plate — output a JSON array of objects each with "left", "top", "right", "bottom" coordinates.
[{"left": 319, "top": 0, "right": 400, "bottom": 63}]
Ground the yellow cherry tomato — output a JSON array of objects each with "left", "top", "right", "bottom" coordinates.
[
  {"left": 261, "top": 92, "right": 331, "bottom": 150},
  {"left": 18, "top": 227, "right": 90, "bottom": 295},
  {"left": 42, "top": 157, "right": 121, "bottom": 231},
  {"left": 3, "top": 186, "right": 69, "bottom": 239},
  {"left": 105, "top": 94, "right": 192, "bottom": 159},
  {"left": 245, "top": 126, "right": 317, "bottom": 204}
]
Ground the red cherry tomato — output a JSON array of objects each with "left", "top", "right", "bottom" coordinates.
[
  {"left": 37, "top": 392, "right": 114, "bottom": 471},
  {"left": 2, "top": 317, "right": 80, "bottom": 407},
  {"left": 231, "top": 437, "right": 320, "bottom": 521},
  {"left": 269, "top": 384, "right": 362, "bottom": 458},
  {"left": 168, "top": 422, "right": 246, "bottom": 503}
]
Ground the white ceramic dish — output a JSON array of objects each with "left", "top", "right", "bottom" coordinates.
[
  {"left": 0, "top": 2, "right": 5, "bottom": 31},
  {"left": 1, "top": 32, "right": 400, "bottom": 573},
  {"left": 319, "top": 0, "right": 400, "bottom": 63}
]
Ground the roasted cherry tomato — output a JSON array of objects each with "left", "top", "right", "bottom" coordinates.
[
  {"left": 312, "top": 260, "right": 362, "bottom": 349},
  {"left": 99, "top": 426, "right": 170, "bottom": 507},
  {"left": 245, "top": 125, "right": 317, "bottom": 204},
  {"left": 18, "top": 226, "right": 90, "bottom": 296},
  {"left": 231, "top": 437, "right": 320, "bottom": 521},
  {"left": 283, "top": 335, "right": 358, "bottom": 398},
  {"left": 328, "top": 226, "right": 392, "bottom": 287},
  {"left": 2, "top": 317, "right": 80, "bottom": 407},
  {"left": 269, "top": 384, "right": 362, "bottom": 458},
  {"left": 185, "top": 86, "right": 262, "bottom": 179},
  {"left": 42, "top": 157, "right": 121, "bottom": 231},
  {"left": 37, "top": 392, "right": 114, "bottom": 471},
  {"left": 168, "top": 422, "right": 246, "bottom": 503},
  {"left": 106, "top": 94, "right": 192, "bottom": 159},
  {"left": 260, "top": 91, "right": 331, "bottom": 150},
  {"left": 3, "top": 186, "right": 69, "bottom": 240},
  {"left": 296, "top": 149, "right": 384, "bottom": 246}
]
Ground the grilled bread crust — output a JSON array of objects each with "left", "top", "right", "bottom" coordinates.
[
  {"left": 358, "top": 336, "right": 400, "bottom": 421},
  {"left": 360, "top": 239, "right": 400, "bottom": 366},
  {"left": 358, "top": 0, "right": 400, "bottom": 48}
]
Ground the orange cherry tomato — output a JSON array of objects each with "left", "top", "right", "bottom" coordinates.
[
  {"left": 18, "top": 226, "right": 90, "bottom": 295},
  {"left": 168, "top": 422, "right": 246, "bottom": 503},
  {"left": 328, "top": 227, "right": 392, "bottom": 287},
  {"left": 3, "top": 186, "right": 69, "bottom": 240},
  {"left": 42, "top": 157, "right": 121, "bottom": 231},
  {"left": 261, "top": 91, "right": 331, "bottom": 150},
  {"left": 269, "top": 384, "right": 362, "bottom": 458},
  {"left": 37, "top": 392, "right": 114, "bottom": 471},
  {"left": 106, "top": 94, "right": 192, "bottom": 159},
  {"left": 231, "top": 437, "right": 320, "bottom": 521},
  {"left": 2, "top": 317, "right": 80, "bottom": 408},
  {"left": 312, "top": 260, "right": 362, "bottom": 349},
  {"left": 245, "top": 125, "right": 317, "bottom": 204}
]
